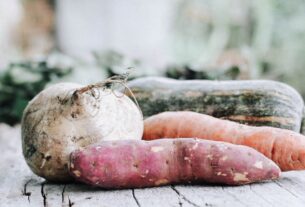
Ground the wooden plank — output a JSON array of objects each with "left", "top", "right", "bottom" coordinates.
[
  {"left": 133, "top": 186, "right": 196, "bottom": 207},
  {"left": 63, "top": 184, "right": 138, "bottom": 207},
  {"left": 276, "top": 171, "right": 305, "bottom": 204},
  {"left": 2, "top": 124, "right": 305, "bottom": 207},
  {"left": 248, "top": 177, "right": 304, "bottom": 207},
  {"left": 173, "top": 184, "right": 265, "bottom": 207},
  {"left": 0, "top": 125, "right": 29, "bottom": 207}
]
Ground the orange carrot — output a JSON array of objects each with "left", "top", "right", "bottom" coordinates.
[{"left": 143, "top": 111, "right": 305, "bottom": 171}]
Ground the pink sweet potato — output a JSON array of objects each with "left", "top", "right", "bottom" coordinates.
[{"left": 69, "top": 139, "right": 280, "bottom": 189}]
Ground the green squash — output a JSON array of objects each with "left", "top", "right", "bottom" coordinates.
[{"left": 127, "top": 77, "right": 304, "bottom": 132}]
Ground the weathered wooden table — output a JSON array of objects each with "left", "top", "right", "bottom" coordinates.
[{"left": 1, "top": 124, "right": 305, "bottom": 207}]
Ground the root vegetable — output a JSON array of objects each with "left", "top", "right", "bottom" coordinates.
[
  {"left": 143, "top": 111, "right": 305, "bottom": 171},
  {"left": 69, "top": 139, "right": 280, "bottom": 189},
  {"left": 22, "top": 80, "right": 143, "bottom": 182}
]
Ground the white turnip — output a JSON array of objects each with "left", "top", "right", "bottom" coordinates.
[{"left": 22, "top": 76, "right": 143, "bottom": 182}]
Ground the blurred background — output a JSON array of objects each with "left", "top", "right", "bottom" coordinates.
[{"left": 1, "top": 0, "right": 305, "bottom": 125}]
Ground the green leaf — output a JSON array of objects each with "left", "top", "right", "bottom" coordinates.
[{"left": 0, "top": 59, "right": 72, "bottom": 125}]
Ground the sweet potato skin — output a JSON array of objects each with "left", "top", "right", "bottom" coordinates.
[
  {"left": 143, "top": 111, "right": 305, "bottom": 171},
  {"left": 69, "top": 139, "right": 280, "bottom": 189}
]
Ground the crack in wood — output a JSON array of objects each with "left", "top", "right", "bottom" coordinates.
[
  {"left": 62, "top": 185, "right": 66, "bottom": 203},
  {"left": 22, "top": 179, "right": 32, "bottom": 203},
  {"left": 132, "top": 189, "right": 141, "bottom": 207},
  {"left": 68, "top": 196, "right": 74, "bottom": 207},
  {"left": 171, "top": 186, "right": 200, "bottom": 207},
  {"left": 170, "top": 186, "right": 183, "bottom": 207},
  {"left": 41, "top": 183, "right": 47, "bottom": 207}
]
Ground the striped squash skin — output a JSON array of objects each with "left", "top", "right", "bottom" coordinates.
[{"left": 127, "top": 77, "right": 304, "bottom": 132}]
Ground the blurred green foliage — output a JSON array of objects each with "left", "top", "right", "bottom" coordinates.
[
  {"left": 94, "top": 50, "right": 242, "bottom": 81},
  {"left": 171, "top": 0, "right": 305, "bottom": 96},
  {"left": 0, "top": 61, "right": 72, "bottom": 125}
]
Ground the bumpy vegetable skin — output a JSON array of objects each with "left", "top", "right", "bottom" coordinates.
[
  {"left": 70, "top": 139, "right": 280, "bottom": 189},
  {"left": 22, "top": 82, "right": 143, "bottom": 182},
  {"left": 143, "top": 111, "right": 305, "bottom": 171},
  {"left": 127, "top": 77, "right": 304, "bottom": 132}
]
